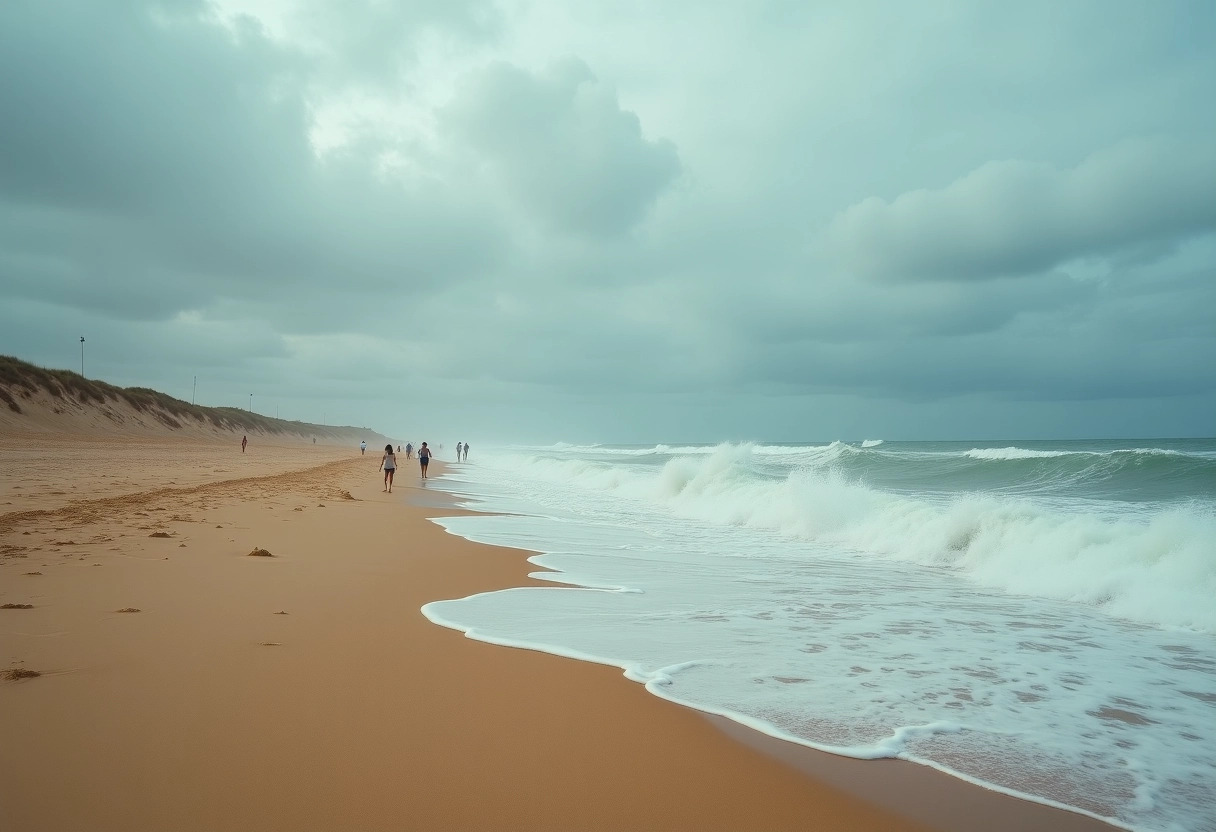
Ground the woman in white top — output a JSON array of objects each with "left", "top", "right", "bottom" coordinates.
[
  {"left": 418, "top": 442, "right": 431, "bottom": 478},
  {"left": 379, "top": 444, "right": 397, "bottom": 492}
]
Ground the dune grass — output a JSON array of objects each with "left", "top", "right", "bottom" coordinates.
[{"left": 0, "top": 355, "right": 383, "bottom": 441}]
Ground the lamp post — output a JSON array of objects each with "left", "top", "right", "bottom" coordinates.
[
  {"left": 80, "top": 336, "right": 85, "bottom": 378},
  {"left": 249, "top": 393, "right": 253, "bottom": 413}
]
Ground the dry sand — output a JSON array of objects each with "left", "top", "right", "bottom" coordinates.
[{"left": 0, "top": 433, "right": 1118, "bottom": 831}]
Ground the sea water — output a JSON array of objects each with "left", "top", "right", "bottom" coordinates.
[{"left": 421, "top": 440, "right": 1216, "bottom": 832}]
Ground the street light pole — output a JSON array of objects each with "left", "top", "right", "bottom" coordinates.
[
  {"left": 80, "top": 336, "right": 85, "bottom": 378},
  {"left": 249, "top": 393, "right": 253, "bottom": 413}
]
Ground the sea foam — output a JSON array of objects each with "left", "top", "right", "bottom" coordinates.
[
  {"left": 482, "top": 443, "right": 1216, "bottom": 632},
  {"left": 425, "top": 440, "right": 1216, "bottom": 831}
]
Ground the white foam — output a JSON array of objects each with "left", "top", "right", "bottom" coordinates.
[
  {"left": 422, "top": 500, "right": 1215, "bottom": 832},
  {"left": 468, "top": 444, "right": 1216, "bottom": 632},
  {"left": 965, "top": 447, "right": 1073, "bottom": 460}
]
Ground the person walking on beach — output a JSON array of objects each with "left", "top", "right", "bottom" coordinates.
[
  {"left": 405, "top": 443, "right": 413, "bottom": 459},
  {"left": 455, "top": 442, "right": 462, "bottom": 461},
  {"left": 462, "top": 442, "right": 469, "bottom": 462},
  {"left": 379, "top": 444, "right": 398, "bottom": 492},
  {"left": 360, "top": 440, "right": 367, "bottom": 456},
  {"left": 241, "top": 435, "right": 247, "bottom": 453},
  {"left": 418, "top": 442, "right": 431, "bottom": 478}
]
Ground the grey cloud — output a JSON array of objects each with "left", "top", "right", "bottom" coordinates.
[
  {"left": 1, "top": 1, "right": 1213, "bottom": 441},
  {"left": 820, "top": 138, "right": 1216, "bottom": 282},
  {"left": 216, "top": 0, "right": 503, "bottom": 83},
  {"left": 0, "top": 1, "right": 507, "bottom": 327},
  {"left": 441, "top": 58, "right": 681, "bottom": 235}
]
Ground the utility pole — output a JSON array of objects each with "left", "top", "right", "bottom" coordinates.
[
  {"left": 249, "top": 393, "right": 253, "bottom": 413},
  {"left": 80, "top": 336, "right": 85, "bottom": 378},
  {"left": 192, "top": 376, "right": 197, "bottom": 405}
]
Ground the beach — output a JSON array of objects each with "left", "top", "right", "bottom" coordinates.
[{"left": 1, "top": 433, "right": 1124, "bottom": 831}]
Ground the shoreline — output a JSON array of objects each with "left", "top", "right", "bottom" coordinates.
[
  {"left": 0, "top": 435, "right": 1118, "bottom": 830},
  {"left": 416, "top": 477, "right": 1122, "bottom": 832}
]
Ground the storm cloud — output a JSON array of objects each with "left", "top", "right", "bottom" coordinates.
[{"left": 0, "top": 0, "right": 1212, "bottom": 442}]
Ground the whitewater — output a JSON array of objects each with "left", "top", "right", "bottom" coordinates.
[{"left": 421, "top": 439, "right": 1216, "bottom": 832}]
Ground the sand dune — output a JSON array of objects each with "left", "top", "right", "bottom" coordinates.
[{"left": 0, "top": 354, "right": 386, "bottom": 446}]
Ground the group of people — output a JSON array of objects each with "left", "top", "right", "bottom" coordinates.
[
  {"left": 375, "top": 441, "right": 433, "bottom": 491},
  {"left": 361, "top": 438, "right": 469, "bottom": 492}
]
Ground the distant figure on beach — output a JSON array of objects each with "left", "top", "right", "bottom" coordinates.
[
  {"left": 312, "top": 436, "right": 316, "bottom": 444},
  {"left": 379, "top": 444, "right": 397, "bottom": 492},
  {"left": 360, "top": 440, "right": 367, "bottom": 456},
  {"left": 462, "top": 442, "right": 469, "bottom": 462},
  {"left": 241, "top": 435, "right": 247, "bottom": 453},
  {"left": 455, "top": 442, "right": 462, "bottom": 460},
  {"left": 397, "top": 445, "right": 402, "bottom": 453},
  {"left": 405, "top": 443, "right": 413, "bottom": 459},
  {"left": 418, "top": 442, "right": 431, "bottom": 478}
]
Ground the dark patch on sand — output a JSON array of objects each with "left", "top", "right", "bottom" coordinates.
[
  {"left": 149, "top": 531, "right": 173, "bottom": 538},
  {"left": 247, "top": 547, "right": 274, "bottom": 557},
  {"left": 2, "top": 668, "right": 40, "bottom": 681}
]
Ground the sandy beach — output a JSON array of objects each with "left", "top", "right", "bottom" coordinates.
[{"left": 0, "top": 433, "right": 1119, "bottom": 831}]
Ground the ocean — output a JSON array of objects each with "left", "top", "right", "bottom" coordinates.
[{"left": 421, "top": 439, "right": 1216, "bottom": 832}]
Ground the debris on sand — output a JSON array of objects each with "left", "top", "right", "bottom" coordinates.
[
  {"left": 247, "top": 547, "right": 274, "bottom": 557},
  {"left": 2, "top": 668, "right": 40, "bottom": 681}
]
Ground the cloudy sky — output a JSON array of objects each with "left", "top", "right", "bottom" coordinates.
[{"left": 1, "top": 0, "right": 1213, "bottom": 443}]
